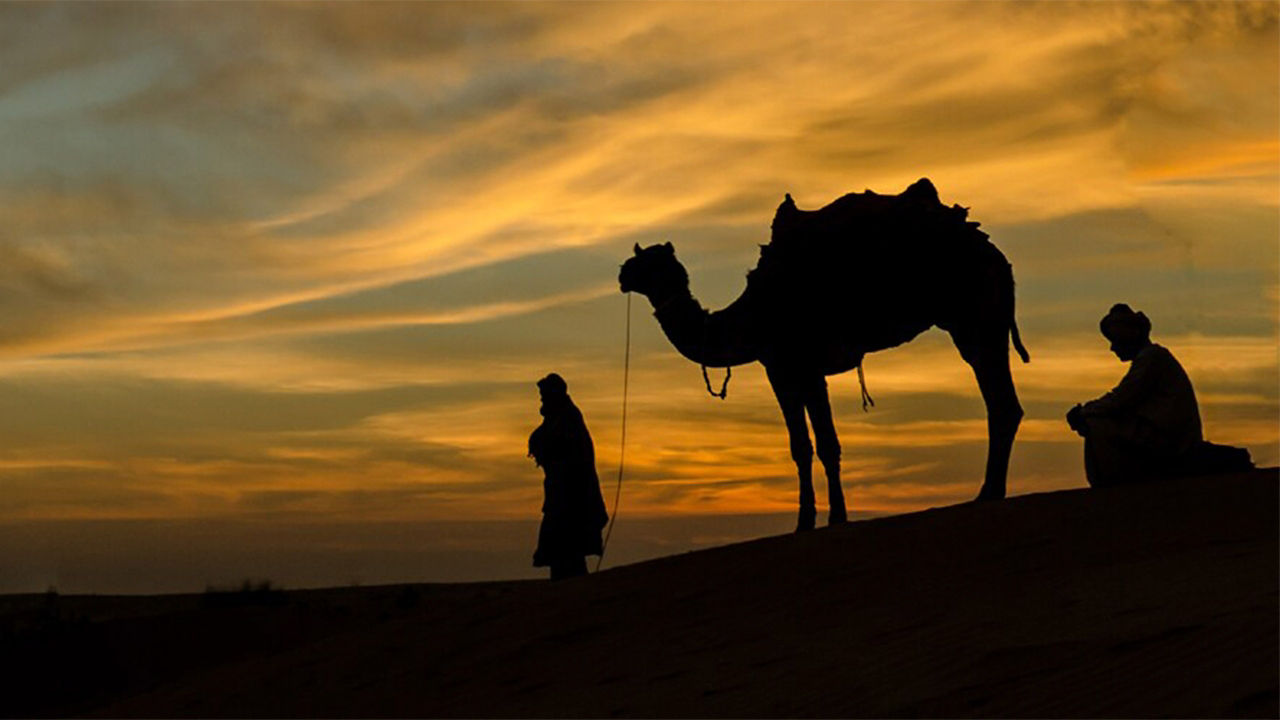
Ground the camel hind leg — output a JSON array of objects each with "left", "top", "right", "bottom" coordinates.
[{"left": 952, "top": 330, "right": 1024, "bottom": 500}]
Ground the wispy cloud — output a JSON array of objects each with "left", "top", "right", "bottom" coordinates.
[{"left": 0, "top": 2, "right": 1273, "bottom": 581}]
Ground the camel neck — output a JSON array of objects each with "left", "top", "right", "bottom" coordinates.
[
  {"left": 650, "top": 285, "right": 694, "bottom": 316},
  {"left": 651, "top": 288, "right": 757, "bottom": 368}
]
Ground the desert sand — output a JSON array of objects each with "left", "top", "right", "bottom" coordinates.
[{"left": 3, "top": 469, "right": 1275, "bottom": 718}]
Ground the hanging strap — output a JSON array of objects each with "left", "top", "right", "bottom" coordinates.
[
  {"left": 702, "top": 364, "right": 730, "bottom": 400},
  {"left": 857, "top": 364, "right": 875, "bottom": 412}
]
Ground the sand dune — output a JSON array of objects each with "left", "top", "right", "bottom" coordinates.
[{"left": 3, "top": 470, "right": 1275, "bottom": 718}]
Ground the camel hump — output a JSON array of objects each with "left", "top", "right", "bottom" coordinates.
[
  {"left": 904, "top": 177, "right": 939, "bottom": 204},
  {"left": 771, "top": 193, "right": 800, "bottom": 236}
]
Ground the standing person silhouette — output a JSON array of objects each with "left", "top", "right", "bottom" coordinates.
[
  {"left": 1066, "top": 304, "right": 1203, "bottom": 487},
  {"left": 528, "top": 373, "right": 608, "bottom": 580}
]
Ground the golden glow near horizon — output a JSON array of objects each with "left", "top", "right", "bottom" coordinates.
[{"left": 0, "top": 2, "right": 1275, "bottom": 551}]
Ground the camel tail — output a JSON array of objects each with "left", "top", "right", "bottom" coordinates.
[
  {"left": 1008, "top": 263, "right": 1030, "bottom": 363},
  {"left": 1011, "top": 318, "right": 1030, "bottom": 363}
]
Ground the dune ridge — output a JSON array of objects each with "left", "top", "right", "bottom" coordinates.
[{"left": 3, "top": 470, "right": 1276, "bottom": 718}]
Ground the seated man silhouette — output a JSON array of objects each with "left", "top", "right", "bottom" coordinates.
[
  {"left": 1067, "top": 304, "right": 1203, "bottom": 487},
  {"left": 528, "top": 373, "right": 608, "bottom": 580}
]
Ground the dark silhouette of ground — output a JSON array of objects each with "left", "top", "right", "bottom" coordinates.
[
  {"left": 1068, "top": 304, "right": 1252, "bottom": 486},
  {"left": 619, "top": 179, "right": 1030, "bottom": 531},
  {"left": 2, "top": 469, "right": 1274, "bottom": 718},
  {"left": 528, "top": 373, "right": 608, "bottom": 580}
]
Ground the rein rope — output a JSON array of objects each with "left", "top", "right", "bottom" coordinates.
[{"left": 596, "top": 293, "right": 631, "bottom": 573}]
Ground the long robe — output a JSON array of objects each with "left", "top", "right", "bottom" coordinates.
[
  {"left": 529, "top": 397, "right": 608, "bottom": 568},
  {"left": 1080, "top": 343, "right": 1202, "bottom": 486}
]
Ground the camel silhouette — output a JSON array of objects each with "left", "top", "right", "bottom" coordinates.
[{"left": 619, "top": 178, "right": 1030, "bottom": 530}]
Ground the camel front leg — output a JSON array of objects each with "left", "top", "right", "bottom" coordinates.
[
  {"left": 767, "top": 367, "right": 816, "bottom": 531},
  {"left": 803, "top": 376, "right": 848, "bottom": 525}
]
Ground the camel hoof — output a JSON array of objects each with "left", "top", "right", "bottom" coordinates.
[
  {"left": 828, "top": 509, "right": 849, "bottom": 525},
  {"left": 795, "top": 507, "right": 816, "bottom": 532}
]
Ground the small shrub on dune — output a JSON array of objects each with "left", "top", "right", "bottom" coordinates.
[{"left": 201, "top": 579, "right": 285, "bottom": 608}]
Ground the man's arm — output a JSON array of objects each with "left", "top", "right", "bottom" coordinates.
[
  {"left": 1066, "top": 404, "right": 1088, "bottom": 436},
  {"left": 1081, "top": 348, "right": 1158, "bottom": 417}
]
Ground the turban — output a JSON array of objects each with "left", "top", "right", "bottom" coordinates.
[{"left": 1100, "top": 303, "right": 1151, "bottom": 340}]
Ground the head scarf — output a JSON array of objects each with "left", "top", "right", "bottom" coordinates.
[{"left": 537, "top": 373, "right": 568, "bottom": 397}]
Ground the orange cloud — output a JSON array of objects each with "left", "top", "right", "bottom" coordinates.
[{"left": 0, "top": 3, "right": 1272, "bottom": 580}]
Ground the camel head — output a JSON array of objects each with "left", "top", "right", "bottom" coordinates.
[{"left": 618, "top": 242, "right": 689, "bottom": 299}]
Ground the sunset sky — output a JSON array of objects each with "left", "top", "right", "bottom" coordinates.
[{"left": 0, "top": 2, "right": 1276, "bottom": 592}]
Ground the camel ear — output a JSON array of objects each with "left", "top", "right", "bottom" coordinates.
[
  {"left": 662, "top": 241, "right": 674, "bottom": 253},
  {"left": 633, "top": 243, "right": 642, "bottom": 255}
]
